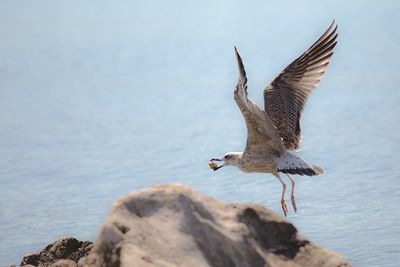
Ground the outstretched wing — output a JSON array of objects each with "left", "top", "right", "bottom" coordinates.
[
  {"left": 234, "top": 47, "right": 285, "bottom": 157},
  {"left": 264, "top": 21, "right": 338, "bottom": 151}
]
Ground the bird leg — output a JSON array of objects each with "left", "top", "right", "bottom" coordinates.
[
  {"left": 286, "top": 174, "right": 297, "bottom": 212},
  {"left": 274, "top": 173, "right": 288, "bottom": 216}
]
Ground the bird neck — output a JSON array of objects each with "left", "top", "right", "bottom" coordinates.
[{"left": 228, "top": 152, "right": 244, "bottom": 167}]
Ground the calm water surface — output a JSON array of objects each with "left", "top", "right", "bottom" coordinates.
[{"left": 1, "top": 1, "right": 400, "bottom": 266}]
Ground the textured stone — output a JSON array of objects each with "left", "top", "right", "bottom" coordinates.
[
  {"left": 51, "top": 259, "right": 77, "bottom": 267},
  {"left": 80, "top": 184, "right": 351, "bottom": 267},
  {"left": 20, "top": 237, "right": 93, "bottom": 266}
]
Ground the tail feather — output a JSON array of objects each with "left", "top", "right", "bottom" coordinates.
[
  {"left": 311, "top": 165, "right": 325, "bottom": 175},
  {"left": 276, "top": 152, "right": 325, "bottom": 176}
]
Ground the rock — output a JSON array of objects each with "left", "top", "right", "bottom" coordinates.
[
  {"left": 20, "top": 237, "right": 93, "bottom": 266},
  {"left": 20, "top": 253, "right": 40, "bottom": 266},
  {"left": 80, "top": 184, "right": 351, "bottom": 267},
  {"left": 51, "top": 259, "right": 77, "bottom": 267}
]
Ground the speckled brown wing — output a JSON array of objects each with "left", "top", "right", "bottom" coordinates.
[
  {"left": 234, "top": 47, "right": 285, "bottom": 157},
  {"left": 264, "top": 21, "right": 338, "bottom": 151}
]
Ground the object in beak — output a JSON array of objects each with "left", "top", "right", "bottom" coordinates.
[{"left": 208, "top": 161, "right": 223, "bottom": 171}]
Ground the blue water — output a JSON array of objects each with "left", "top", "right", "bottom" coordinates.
[{"left": 1, "top": 0, "right": 400, "bottom": 266}]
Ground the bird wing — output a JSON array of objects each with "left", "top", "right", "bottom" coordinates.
[
  {"left": 234, "top": 47, "right": 285, "bottom": 157},
  {"left": 264, "top": 21, "right": 338, "bottom": 151}
]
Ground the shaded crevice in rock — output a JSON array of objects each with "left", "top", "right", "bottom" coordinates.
[
  {"left": 112, "top": 222, "right": 130, "bottom": 234},
  {"left": 123, "top": 198, "right": 161, "bottom": 218},
  {"left": 177, "top": 193, "right": 216, "bottom": 225},
  {"left": 188, "top": 214, "right": 266, "bottom": 267},
  {"left": 238, "top": 207, "right": 309, "bottom": 259},
  {"left": 177, "top": 195, "right": 266, "bottom": 267}
]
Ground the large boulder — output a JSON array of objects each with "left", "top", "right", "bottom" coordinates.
[
  {"left": 20, "top": 237, "right": 93, "bottom": 267},
  {"left": 80, "top": 184, "right": 350, "bottom": 267}
]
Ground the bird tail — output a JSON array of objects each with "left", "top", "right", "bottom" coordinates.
[{"left": 275, "top": 152, "right": 325, "bottom": 176}]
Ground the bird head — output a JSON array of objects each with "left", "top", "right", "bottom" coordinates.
[{"left": 210, "top": 152, "right": 243, "bottom": 171}]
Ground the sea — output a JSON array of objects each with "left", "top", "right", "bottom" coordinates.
[{"left": 1, "top": 0, "right": 399, "bottom": 266}]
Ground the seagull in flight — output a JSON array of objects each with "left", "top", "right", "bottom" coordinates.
[{"left": 210, "top": 21, "right": 338, "bottom": 216}]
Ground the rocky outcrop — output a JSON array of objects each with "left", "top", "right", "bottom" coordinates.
[
  {"left": 80, "top": 184, "right": 350, "bottom": 267},
  {"left": 20, "top": 237, "right": 93, "bottom": 267}
]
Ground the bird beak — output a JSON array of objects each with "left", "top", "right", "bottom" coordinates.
[
  {"left": 210, "top": 158, "right": 224, "bottom": 171},
  {"left": 213, "top": 165, "right": 223, "bottom": 171}
]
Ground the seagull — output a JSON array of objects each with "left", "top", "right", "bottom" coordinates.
[{"left": 210, "top": 21, "right": 338, "bottom": 216}]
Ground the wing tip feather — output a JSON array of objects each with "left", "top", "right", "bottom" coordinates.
[
  {"left": 264, "top": 21, "right": 338, "bottom": 151},
  {"left": 234, "top": 46, "right": 247, "bottom": 85}
]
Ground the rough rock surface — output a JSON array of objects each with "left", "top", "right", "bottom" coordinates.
[
  {"left": 20, "top": 237, "right": 93, "bottom": 266},
  {"left": 80, "top": 184, "right": 351, "bottom": 267}
]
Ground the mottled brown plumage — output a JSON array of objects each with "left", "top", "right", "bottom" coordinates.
[{"left": 264, "top": 21, "right": 338, "bottom": 150}]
